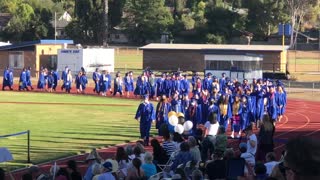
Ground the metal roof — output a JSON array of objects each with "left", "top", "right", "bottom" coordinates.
[
  {"left": 0, "top": 39, "right": 74, "bottom": 51},
  {"left": 140, "top": 43, "right": 289, "bottom": 51}
]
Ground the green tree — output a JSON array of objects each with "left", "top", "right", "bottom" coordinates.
[
  {"left": 245, "top": 0, "right": 288, "bottom": 40},
  {"left": 122, "top": 0, "right": 174, "bottom": 44}
]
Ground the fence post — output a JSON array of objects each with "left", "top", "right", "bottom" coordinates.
[
  {"left": 313, "top": 82, "right": 315, "bottom": 95},
  {"left": 27, "top": 130, "right": 30, "bottom": 163}
]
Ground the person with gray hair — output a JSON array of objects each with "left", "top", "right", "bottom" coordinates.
[
  {"left": 188, "top": 136, "right": 201, "bottom": 162},
  {"left": 141, "top": 152, "right": 157, "bottom": 179}
]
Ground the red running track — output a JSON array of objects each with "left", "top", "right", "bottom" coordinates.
[{"left": 2, "top": 85, "right": 320, "bottom": 178}]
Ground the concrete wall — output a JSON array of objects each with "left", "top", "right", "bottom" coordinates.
[
  {"left": 143, "top": 50, "right": 204, "bottom": 72},
  {"left": 35, "top": 44, "right": 64, "bottom": 74}
]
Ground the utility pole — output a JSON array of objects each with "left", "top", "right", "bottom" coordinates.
[
  {"left": 103, "top": 0, "right": 108, "bottom": 46},
  {"left": 54, "top": 12, "right": 57, "bottom": 43}
]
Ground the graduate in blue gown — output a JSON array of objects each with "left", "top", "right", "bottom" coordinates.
[
  {"left": 155, "top": 95, "right": 171, "bottom": 135},
  {"left": 75, "top": 71, "right": 82, "bottom": 93},
  {"left": 148, "top": 72, "right": 156, "bottom": 99},
  {"left": 171, "top": 93, "right": 183, "bottom": 113},
  {"left": 140, "top": 75, "right": 149, "bottom": 97},
  {"left": 26, "top": 67, "right": 33, "bottom": 90},
  {"left": 65, "top": 69, "right": 73, "bottom": 93},
  {"left": 186, "top": 98, "right": 202, "bottom": 134},
  {"left": 47, "top": 71, "right": 54, "bottom": 92},
  {"left": 52, "top": 69, "right": 59, "bottom": 91},
  {"left": 219, "top": 73, "right": 227, "bottom": 92},
  {"left": 181, "top": 94, "right": 190, "bottom": 116},
  {"left": 134, "top": 75, "right": 142, "bottom": 97},
  {"left": 230, "top": 95, "right": 242, "bottom": 138},
  {"left": 267, "top": 86, "right": 278, "bottom": 122},
  {"left": 124, "top": 71, "right": 134, "bottom": 98},
  {"left": 19, "top": 68, "right": 28, "bottom": 91},
  {"left": 113, "top": 72, "right": 123, "bottom": 96},
  {"left": 80, "top": 72, "right": 88, "bottom": 93},
  {"left": 135, "top": 95, "right": 155, "bottom": 146},
  {"left": 276, "top": 84, "right": 286, "bottom": 122},
  {"left": 106, "top": 71, "right": 112, "bottom": 95},
  {"left": 241, "top": 95, "right": 250, "bottom": 132},
  {"left": 245, "top": 88, "right": 256, "bottom": 126},
  {"left": 37, "top": 69, "right": 46, "bottom": 90},
  {"left": 180, "top": 74, "right": 189, "bottom": 96},
  {"left": 93, "top": 68, "right": 100, "bottom": 94},
  {"left": 218, "top": 94, "right": 232, "bottom": 131},
  {"left": 100, "top": 70, "right": 109, "bottom": 96},
  {"left": 8, "top": 69, "right": 13, "bottom": 89},
  {"left": 255, "top": 84, "right": 265, "bottom": 126},
  {"left": 156, "top": 73, "right": 166, "bottom": 98},
  {"left": 61, "top": 66, "right": 68, "bottom": 90},
  {"left": 201, "top": 91, "right": 210, "bottom": 124},
  {"left": 2, "top": 67, "right": 12, "bottom": 90},
  {"left": 164, "top": 75, "right": 172, "bottom": 98}
]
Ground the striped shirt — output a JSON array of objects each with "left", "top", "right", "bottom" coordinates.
[{"left": 162, "top": 141, "right": 177, "bottom": 157}]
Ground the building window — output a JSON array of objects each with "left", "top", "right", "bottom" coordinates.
[
  {"left": 9, "top": 51, "right": 24, "bottom": 69},
  {"left": 205, "top": 60, "right": 262, "bottom": 71}
]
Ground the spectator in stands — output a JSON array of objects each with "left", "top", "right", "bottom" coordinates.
[
  {"left": 150, "top": 139, "right": 168, "bottom": 172},
  {"left": 125, "top": 145, "right": 135, "bottom": 161},
  {"left": 239, "top": 142, "right": 255, "bottom": 175},
  {"left": 284, "top": 136, "right": 320, "bottom": 180},
  {"left": 127, "top": 158, "right": 145, "bottom": 180},
  {"left": 192, "top": 169, "right": 203, "bottom": 180},
  {"left": 115, "top": 147, "right": 129, "bottom": 179},
  {"left": 257, "top": 115, "right": 275, "bottom": 161},
  {"left": 67, "top": 160, "right": 81, "bottom": 180},
  {"left": 201, "top": 114, "right": 218, "bottom": 162},
  {"left": 0, "top": 168, "right": 4, "bottom": 180},
  {"left": 174, "top": 167, "right": 187, "bottom": 179},
  {"left": 98, "top": 161, "right": 115, "bottom": 180},
  {"left": 215, "top": 126, "right": 227, "bottom": 154},
  {"left": 171, "top": 142, "right": 193, "bottom": 171},
  {"left": 55, "top": 168, "right": 70, "bottom": 180},
  {"left": 162, "top": 132, "right": 176, "bottom": 157},
  {"left": 205, "top": 150, "right": 226, "bottom": 180},
  {"left": 254, "top": 162, "right": 268, "bottom": 180},
  {"left": 188, "top": 136, "right": 201, "bottom": 162},
  {"left": 92, "top": 163, "right": 102, "bottom": 180},
  {"left": 224, "top": 148, "right": 235, "bottom": 160},
  {"left": 23, "top": 165, "right": 48, "bottom": 180},
  {"left": 264, "top": 152, "right": 278, "bottom": 176},
  {"left": 133, "top": 145, "right": 145, "bottom": 164},
  {"left": 84, "top": 149, "right": 101, "bottom": 180},
  {"left": 172, "top": 132, "right": 184, "bottom": 151},
  {"left": 141, "top": 152, "right": 157, "bottom": 179},
  {"left": 245, "top": 125, "right": 258, "bottom": 156}
]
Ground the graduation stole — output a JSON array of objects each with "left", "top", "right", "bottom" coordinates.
[
  {"left": 232, "top": 101, "right": 240, "bottom": 115},
  {"left": 189, "top": 104, "right": 196, "bottom": 118},
  {"left": 219, "top": 103, "right": 228, "bottom": 117}
]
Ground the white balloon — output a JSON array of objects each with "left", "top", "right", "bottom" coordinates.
[
  {"left": 169, "top": 115, "right": 179, "bottom": 126},
  {"left": 174, "top": 124, "right": 184, "bottom": 134},
  {"left": 183, "top": 121, "right": 193, "bottom": 131}
]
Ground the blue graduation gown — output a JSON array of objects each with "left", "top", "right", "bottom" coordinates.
[
  {"left": 164, "top": 79, "right": 172, "bottom": 97},
  {"left": 155, "top": 102, "right": 171, "bottom": 134},
  {"left": 255, "top": 90, "right": 265, "bottom": 121},
  {"left": 26, "top": 70, "right": 31, "bottom": 86},
  {"left": 181, "top": 79, "right": 190, "bottom": 95},
  {"left": 186, "top": 104, "right": 202, "bottom": 133},
  {"left": 75, "top": 76, "right": 81, "bottom": 89},
  {"left": 47, "top": 75, "right": 54, "bottom": 88},
  {"left": 37, "top": 72, "right": 45, "bottom": 89},
  {"left": 135, "top": 102, "right": 155, "bottom": 142},
  {"left": 171, "top": 99, "right": 183, "bottom": 113},
  {"left": 53, "top": 71, "right": 59, "bottom": 90},
  {"left": 81, "top": 75, "right": 88, "bottom": 90},
  {"left": 276, "top": 92, "right": 286, "bottom": 116},
  {"left": 134, "top": 76, "right": 142, "bottom": 95},
  {"left": 19, "top": 71, "right": 27, "bottom": 89},
  {"left": 2, "top": 69, "right": 9, "bottom": 87},
  {"left": 124, "top": 76, "right": 134, "bottom": 92},
  {"left": 93, "top": 72, "right": 100, "bottom": 92},
  {"left": 267, "top": 93, "right": 277, "bottom": 121}
]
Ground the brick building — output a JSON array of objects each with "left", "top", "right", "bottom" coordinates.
[
  {"left": 140, "top": 43, "right": 289, "bottom": 73},
  {"left": 0, "top": 40, "right": 73, "bottom": 77}
]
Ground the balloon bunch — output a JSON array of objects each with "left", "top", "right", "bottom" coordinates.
[{"left": 168, "top": 111, "right": 193, "bottom": 134}]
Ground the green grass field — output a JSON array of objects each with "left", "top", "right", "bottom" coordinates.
[
  {"left": 0, "top": 91, "right": 155, "bottom": 169},
  {"left": 115, "top": 53, "right": 143, "bottom": 75}
]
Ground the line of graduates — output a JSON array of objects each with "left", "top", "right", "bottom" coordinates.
[{"left": 135, "top": 71, "right": 287, "bottom": 145}]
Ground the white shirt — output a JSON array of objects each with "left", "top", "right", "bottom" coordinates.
[
  {"left": 265, "top": 161, "right": 279, "bottom": 175},
  {"left": 247, "top": 134, "right": 257, "bottom": 155},
  {"left": 241, "top": 152, "right": 255, "bottom": 174},
  {"left": 204, "top": 121, "right": 219, "bottom": 136}
]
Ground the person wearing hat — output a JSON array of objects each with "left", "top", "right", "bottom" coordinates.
[
  {"left": 275, "top": 84, "right": 286, "bottom": 122},
  {"left": 60, "top": 66, "right": 68, "bottom": 91},
  {"left": 155, "top": 95, "right": 171, "bottom": 135},
  {"left": 92, "top": 68, "right": 100, "bottom": 94},
  {"left": 171, "top": 92, "right": 183, "bottom": 113},
  {"left": 124, "top": 71, "right": 134, "bottom": 98},
  {"left": 267, "top": 85, "right": 278, "bottom": 123},
  {"left": 135, "top": 95, "right": 155, "bottom": 146},
  {"left": 186, "top": 97, "right": 202, "bottom": 134},
  {"left": 97, "top": 161, "right": 115, "bottom": 180},
  {"left": 113, "top": 71, "right": 123, "bottom": 97},
  {"left": 19, "top": 68, "right": 28, "bottom": 91},
  {"left": 26, "top": 66, "right": 34, "bottom": 90},
  {"left": 219, "top": 72, "right": 227, "bottom": 92},
  {"left": 147, "top": 72, "right": 156, "bottom": 99},
  {"left": 202, "top": 72, "right": 213, "bottom": 94},
  {"left": 2, "top": 66, "right": 13, "bottom": 91},
  {"left": 254, "top": 84, "right": 265, "bottom": 128},
  {"left": 230, "top": 94, "right": 242, "bottom": 138},
  {"left": 52, "top": 69, "right": 59, "bottom": 91},
  {"left": 180, "top": 74, "right": 189, "bottom": 96}
]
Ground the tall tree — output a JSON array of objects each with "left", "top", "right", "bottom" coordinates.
[
  {"left": 285, "top": 0, "right": 319, "bottom": 48},
  {"left": 122, "top": 0, "right": 174, "bottom": 44}
]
